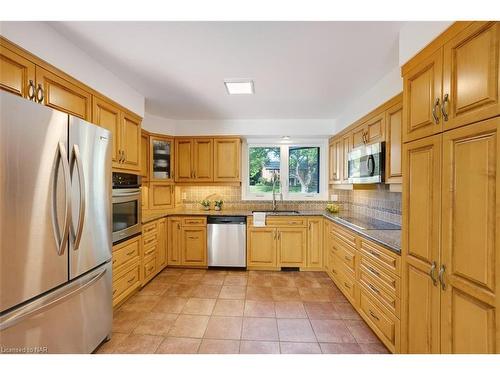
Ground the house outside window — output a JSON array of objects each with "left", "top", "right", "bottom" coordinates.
[{"left": 242, "top": 139, "right": 328, "bottom": 201}]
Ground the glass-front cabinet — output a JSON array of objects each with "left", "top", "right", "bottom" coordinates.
[{"left": 150, "top": 136, "right": 174, "bottom": 182}]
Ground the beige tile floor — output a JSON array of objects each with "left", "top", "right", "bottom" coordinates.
[{"left": 96, "top": 268, "right": 389, "bottom": 354}]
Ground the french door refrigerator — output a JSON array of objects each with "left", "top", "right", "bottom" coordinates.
[{"left": 0, "top": 92, "right": 112, "bottom": 353}]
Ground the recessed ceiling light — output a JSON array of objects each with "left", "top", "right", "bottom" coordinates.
[{"left": 224, "top": 80, "right": 254, "bottom": 95}]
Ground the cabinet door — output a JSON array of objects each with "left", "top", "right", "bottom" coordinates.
[
  {"left": 149, "top": 183, "right": 174, "bottom": 210},
  {"left": 36, "top": 66, "right": 91, "bottom": 120},
  {"left": 214, "top": 138, "right": 241, "bottom": 182},
  {"left": 92, "top": 96, "right": 121, "bottom": 167},
  {"left": 401, "top": 135, "right": 442, "bottom": 353},
  {"left": 441, "top": 118, "right": 499, "bottom": 353},
  {"left": 278, "top": 228, "right": 306, "bottom": 267},
  {"left": 181, "top": 227, "right": 207, "bottom": 266},
  {"left": 341, "top": 134, "right": 351, "bottom": 184},
  {"left": 442, "top": 22, "right": 500, "bottom": 131},
  {"left": 329, "top": 138, "right": 342, "bottom": 184},
  {"left": 141, "top": 185, "right": 149, "bottom": 210},
  {"left": 0, "top": 45, "right": 35, "bottom": 99},
  {"left": 175, "top": 139, "right": 193, "bottom": 181},
  {"left": 365, "top": 112, "right": 385, "bottom": 144},
  {"left": 403, "top": 49, "right": 443, "bottom": 143},
  {"left": 306, "top": 218, "right": 323, "bottom": 269},
  {"left": 121, "top": 111, "right": 141, "bottom": 172},
  {"left": 168, "top": 217, "right": 182, "bottom": 265},
  {"left": 247, "top": 227, "right": 277, "bottom": 268},
  {"left": 386, "top": 102, "right": 403, "bottom": 183},
  {"left": 140, "top": 131, "right": 149, "bottom": 180},
  {"left": 352, "top": 124, "right": 366, "bottom": 149},
  {"left": 150, "top": 136, "right": 174, "bottom": 182},
  {"left": 157, "top": 218, "right": 167, "bottom": 270},
  {"left": 193, "top": 138, "right": 213, "bottom": 181}
]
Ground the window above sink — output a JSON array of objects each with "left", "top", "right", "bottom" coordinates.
[{"left": 242, "top": 138, "right": 328, "bottom": 201}]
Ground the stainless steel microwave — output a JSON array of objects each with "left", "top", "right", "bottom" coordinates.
[{"left": 347, "top": 142, "right": 385, "bottom": 184}]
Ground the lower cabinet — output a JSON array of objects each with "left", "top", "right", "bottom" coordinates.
[
  {"left": 306, "top": 218, "right": 323, "bottom": 269},
  {"left": 247, "top": 227, "right": 278, "bottom": 269},
  {"left": 278, "top": 227, "right": 307, "bottom": 267},
  {"left": 111, "top": 235, "right": 142, "bottom": 308},
  {"left": 168, "top": 216, "right": 207, "bottom": 267}
]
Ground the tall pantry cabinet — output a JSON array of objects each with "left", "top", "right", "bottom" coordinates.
[{"left": 401, "top": 21, "right": 500, "bottom": 353}]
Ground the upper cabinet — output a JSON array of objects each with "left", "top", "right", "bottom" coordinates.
[
  {"left": 175, "top": 137, "right": 241, "bottom": 183},
  {"left": 329, "top": 94, "right": 402, "bottom": 185},
  {"left": 0, "top": 45, "right": 35, "bottom": 99},
  {"left": 36, "top": 66, "right": 92, "bottom": 121},
  {"left": 214, "top": 138, "right": 241, "bottom": 182},
  {"left": 150, "top": 135, "right": 174, "bottom": 182},
  {"left": 141, "top": 130, "right": 150, "bottom": 181},
  {"left": 93, "top": 96, "right": 142, "bottom": 173},
  {"left": 403, "top": 22, "right": 500, "bottom": 142}
]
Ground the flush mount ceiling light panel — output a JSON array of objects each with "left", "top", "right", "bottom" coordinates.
[{"left": 224, "top": 79, "right": 254, "bottom": 95}]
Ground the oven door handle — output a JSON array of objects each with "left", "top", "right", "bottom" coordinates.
[{"left": 113, "top": 191, "right": 141, "bottom": 197}]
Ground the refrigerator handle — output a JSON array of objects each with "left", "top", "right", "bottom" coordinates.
[
  {"left": 52, "top": 141, "right": 71, "bottom": 256},
  {"left": 70, "top": 144, "right": 86, "bottom": 250}
]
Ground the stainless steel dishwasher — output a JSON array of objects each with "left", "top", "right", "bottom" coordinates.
[{"left": 207, "top": 216, "right": 247, "bottom": 267}]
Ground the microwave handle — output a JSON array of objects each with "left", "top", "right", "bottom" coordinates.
[{"left": 367, "top": 155, "right": 375, "bottom": 176}]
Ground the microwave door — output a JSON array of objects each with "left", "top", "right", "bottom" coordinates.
[
  {"left": 68, "top": 117, "right": 112, "bottom": 280},
  {"left": 0, "top": 92, "right": 70, "bottom": 312}
]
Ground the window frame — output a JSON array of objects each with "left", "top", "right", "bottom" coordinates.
[{"left": 242, "top": 138, "right": 328, "bottom": 201}]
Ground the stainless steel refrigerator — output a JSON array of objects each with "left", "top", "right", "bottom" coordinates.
[{"left": 0, "top": 92, "right": 112, "bottom": 354}]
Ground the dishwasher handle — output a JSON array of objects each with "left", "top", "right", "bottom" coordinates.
[{"left": 207, "top": 216, "right": 247, "bottom": 225}]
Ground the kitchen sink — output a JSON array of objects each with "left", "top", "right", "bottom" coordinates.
[{"left": 252, "top": 210, "right": 300, "bottom": 215}]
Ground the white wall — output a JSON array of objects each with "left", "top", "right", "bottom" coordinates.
[
  {"left": 142, "top": 113, "right": 176, "bottom": 135},
  {"left": 172, "top": 118, "right": 335, "bottom": 137},
  {"left": 333, "top": 66, "right": 403, "bottom": 133},
  {"left": 0, "top": 21, "right": 145, "bottom": 117},
  {"left": 398, "top": 21, "right": 453, "bottom": 66}
]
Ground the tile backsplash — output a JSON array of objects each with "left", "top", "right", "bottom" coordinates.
[
  {"left": 330, "top": 185, "right": 402, "bottom": 225},
  {"left": 179, "top": 184, "right": 401, "bottom": 226}
]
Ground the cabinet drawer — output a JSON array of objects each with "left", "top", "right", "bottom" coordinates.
[
  {"left": 112, "top": 239, "right": 140, "bottom": 271},
  {"left": 331, "top": 223, "right": 357, "bottom": 249},
  {"left": 112, "top": 263, "right": 140, "bottom": 306},
  {"left": 359, "top": 269, "right": 401, "bottom": 318},
  {"left": 143, "top": 221, "right": 158, "bottom": 236},
  {"left": 182, "top": 217, "right": 206, "bottom": 226},
  {"left": 360, "top": 256, "right": 400, "bottom": 297},
  {"left": 143, "top": 241, "right": 158, "bottom": 257},
  {"left": 360, "top": 239, "right": 400, "bottom": 276},
  {"left": 266, "top": 217, "right": 307, "bottom": 227},
  {"left": 144, "top": 256, "right": 156, "bottom": 280},
  {"left": 336, "top": 268, "right": 357, "bottom": 305},
  {"left": 142, "top": 232, "right": 158, "bottom": 248},
  {"left": 359, "top": 288, "right": 399, "bottom": 352},
  {"left": 334, "top": 241, "right": 356, "bottom": 275}
]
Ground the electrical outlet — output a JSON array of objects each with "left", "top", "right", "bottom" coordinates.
[{"left": 330, "top": 194, "right": 339, "bottom": 202}]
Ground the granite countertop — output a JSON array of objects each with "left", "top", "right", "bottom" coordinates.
[{"left": 141, "top": 209, "right": 401, "bottom": 254}]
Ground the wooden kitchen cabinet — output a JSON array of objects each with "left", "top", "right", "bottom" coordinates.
[
  {"left": 181, "top": 226, "right": 207, "bottom": 267},
  {"left": 214, "top": 138, "right": 241, "bottom": 182},
  {"left": 175, "top": 138, "right": 193, "bottom": 181},
  {"left": 36, "top": 66, "right": 92, "bottom": 121},
  {"left": 93, "top": 96, "right": 141, "bottom": 173},
  {"left": 341, "top": 133, "right": 351, "bottom": 184},
  {"left": 168, "top": 217, "right": 182, "bottom": 266},
  {"left": 306, "top": 218, "right": 323, "bottom": 269},
  {"left": 193, "top": 138, "right": 213, "bottom": 181},
  {"left": 442, "top": 22, "right": 500, "bottom": 131},
  {"left": 385, "top": 102, "right": 403, "bottom": 183},
  {"left": 0, "top": 45, "right": 36, "bottom": 99},
  {"left": 112, "top": 235, "right": 142, "bottom": 308},
  {"left": 401, "top": 134, "right": 442, "bottom": 354},
  {"left": 247, "top": 227, "right": 278, "bottom": 269},
  {"left": 352, "top": 113, "right": 385, "bottom": 148},
  {"left": 278, "top": 227, "right": 307, "bottom": 267},
  {"left": 328, "top": 138, "right": 342, "bottom": 184},
  {"left": 140, "top": 130, "right": 150, "bottom": 180},
  {"left": 440, "top": 118, "right": 499, "bottom": 353},
  {"left": 93, "top": 96, "right": 121, "bottom": 167},
  {"left": 148, "top": 183, "right": 174, "bottom": 210},
  {"left": 352, "top": 124, "right": 366, "bottom": 149},
  {"left": 150, "top": 135, "right": 174, "bottom": 182},
  {"left": 157, "top": 218, "right": 168, "bottom": 270}
]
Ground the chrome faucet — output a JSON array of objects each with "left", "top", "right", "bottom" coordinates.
[{"left": 271, "top": 172, "right": 283, "bottom": 212}]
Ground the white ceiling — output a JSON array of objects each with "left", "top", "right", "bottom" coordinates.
[{"left": 49, "top": 21, "right": 405, "bottom": 120}]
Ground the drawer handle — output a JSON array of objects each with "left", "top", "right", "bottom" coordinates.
[
  {"left": 112, "top": 259, "right": 116, "bottom": 264},
  {"left": 126, "top": 250, "right": 135, "bottom": 256},
  {"left": 368, "top": 283, "right": 380, "bottom": 295},
  {"left": 147, "top": 266, "right": 154, "bottom": 272},
  {"left": 127, "top": 276, "right": 136, "bottom": 284},
  {"left": 144, "top": 238, "right": 156, "bottom": 245},
  {"left": 367, "top": 266, "right": 380, "bottom": 277},
  {"left": 369, "top": 309, "right": 380, "bottom": 321},
  {"left": 344, "top": 282, "right": 351, "bottom": 289},
  {"left": 187, "top": 236, "right": 198, "bottom": 240},
  {"left": 112, "top": 289, "right": 117, "bottom": 296},
  {"left": 332, "top": 270, "right": 336, "bottom": 274},
  {"left": 344, "top": 255, "right": 353, "bottom": 262},
  {"left": 368, "top": 249, "right": 381, "bottom": 258},
  {"left": 145, "top": 248, "right": 155, "bottom": 255}
]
